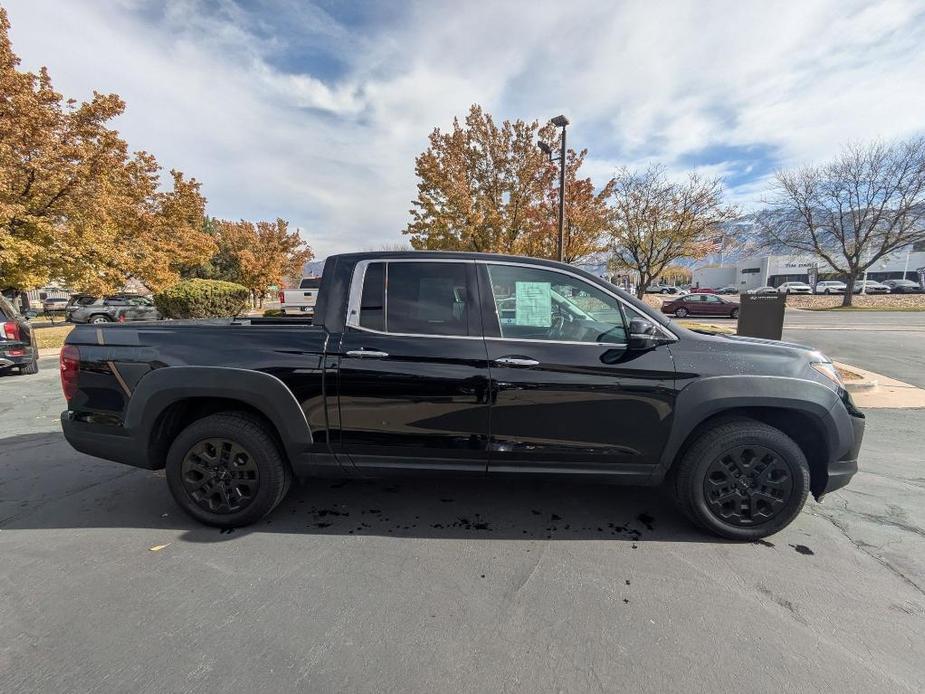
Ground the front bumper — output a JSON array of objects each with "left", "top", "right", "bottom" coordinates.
[{"left": 815, "top": 398, "right": 865, "bottom": 500}]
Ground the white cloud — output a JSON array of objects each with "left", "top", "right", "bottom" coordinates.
[{"left": 6, "top": 0, "right": 925, "bottom": 257}]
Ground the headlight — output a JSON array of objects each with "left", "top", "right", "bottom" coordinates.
[{"left": 811, "top": 360, "right": 843, "bottom": 387}]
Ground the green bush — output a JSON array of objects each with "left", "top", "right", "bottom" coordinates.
[
  {"left": 154, "top": 279, "right": 249, "bottom": 319},
  {"left": 263, "top": 308, "right": 285, "bottom": 317}
]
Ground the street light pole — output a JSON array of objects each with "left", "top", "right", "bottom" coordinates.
[
  {"left": 539, "top": 115, "right": 570, "bottom": 262},
  {"left": 556, "top": 120, "right": 567, "bottom": 262}
]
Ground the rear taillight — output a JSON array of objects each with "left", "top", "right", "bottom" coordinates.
[
  {"left": 2, "top": 321, "right": 20, "bottom": 341},
  {"left": 278, "top": 290, "right": 285, "bottom": 304},
  {"left": 60, "top": 345, "right": 80, "bottom": 401}
]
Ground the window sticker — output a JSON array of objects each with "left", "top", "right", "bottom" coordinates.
[{"left": 514, "top": 281, "right": 552, "bottom": 327}]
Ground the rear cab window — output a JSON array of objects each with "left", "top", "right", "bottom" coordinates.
[{"left": 352, "top": 261, "right": 475, "bottom": 337}]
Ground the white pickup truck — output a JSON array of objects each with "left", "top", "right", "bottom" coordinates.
[{"left": 278, "top": 277, "right": 321, "bottom": 316}]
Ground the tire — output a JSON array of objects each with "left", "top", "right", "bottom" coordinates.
[
  {"left": 165, "top": 412, "right": 292, "bottom": 528},
  {"left": 825, "top": 289, "right": 831, "bottom": 294},
  {"left": 670, "top": 418, "right": 810, "bottom": 540},
  {"left": 89, "top": 314, "right": 112, "bottom": 324},
  {"left": 21, "top": 355, "right": 38, "bottom": 375},
  {"left": 675, "top": 307, "right": 689, "bottom": 318},
  {"left": 730, "top": 307, "right": 739, "bottom": 319}
]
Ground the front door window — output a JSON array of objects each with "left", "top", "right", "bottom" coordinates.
[{"left": 485, "top": 264, "right": 627, "bottom": 344}]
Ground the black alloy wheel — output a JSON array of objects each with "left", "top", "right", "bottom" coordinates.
[
  {"left": 675, "top": 307, "right": 689, "bottom": 318},
  {"left": 180, "top": 438, "right": 260, "bottom": 515},
  {"left": 701, "top": 444, "right": 793, "bottom": 527},
  {"left": 669, "top": 418, "right": 810, "bottom": 540},
  {"left": 165, "top": 412, "right": 291, "bottom": 527},
  {"left": 730, "top": 307, "right": 739, "bottom": 319}
]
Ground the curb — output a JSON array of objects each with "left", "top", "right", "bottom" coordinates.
[
  {"left": 833, "top": 361, "right": 925, "bottom": 409},
  {"left": 38, "top": 347, "right": 62, "bottom": 358}
]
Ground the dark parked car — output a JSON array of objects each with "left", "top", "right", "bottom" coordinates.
[
  {"left": 882, "top": 279, "right": 921, "bottom": 294},
  {"left": 717, "top": 286, "right": 739, "bottom": 295},
  {"left": 60, "top": 251, "right": 864, "bottom": 541},
  {"left": 0, "top": 294, "right": 38, "bottom": 375},
  {"left": 67, "top": 294, "right": 160, "bottom": 324},
  {"left": 661, "top": 293, "right": 740, "bottom": 319}
]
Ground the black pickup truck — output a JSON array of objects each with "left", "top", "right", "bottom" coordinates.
[{"left": 60, "top": 251, "right": 864, "bottom": 539}]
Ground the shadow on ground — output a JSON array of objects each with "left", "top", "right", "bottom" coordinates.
[{"left": 1, "top": 432, "right": 717, "bottom": 544}]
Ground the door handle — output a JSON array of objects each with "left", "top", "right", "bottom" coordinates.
[
  {"left": 494, "top": 356, "right": 539, "bottom": 367},
  {"left": 346, "top": 349, "right": 389, "bottom": 359}
]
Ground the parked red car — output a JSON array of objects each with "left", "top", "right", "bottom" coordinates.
[{"left": 661, "top": 293, "right": 739, "bottom": 319}]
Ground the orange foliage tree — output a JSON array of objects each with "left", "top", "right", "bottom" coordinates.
[
  {"left": 211, "top": 219, "right": 313, "bottom": 306},
  {"left": 405, "top": 104, "right": 614, "bottom": 263},
  {"left": 0, "top": 8, "right": 214, "bottom": 295}
]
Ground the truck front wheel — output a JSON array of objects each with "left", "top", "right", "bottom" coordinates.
[
  {"left": 165, "top": 412, "right": 292, "bottom": 527},
  {"left": 671, "top": 419, "right": 810, "bottom": 540}
]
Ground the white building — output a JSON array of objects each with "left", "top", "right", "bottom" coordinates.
[{"left": 693, "top": 245, "right": 925, "bottom": 291}]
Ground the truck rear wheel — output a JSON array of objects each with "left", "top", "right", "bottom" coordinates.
[
  {"left": 671, "top": 418, "right": 810, "bottom": 540},
  {"left": 165, "top": 412, "right": 292, "bottom": 528}
]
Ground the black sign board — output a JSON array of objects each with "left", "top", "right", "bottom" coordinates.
[
  {"left": 807, "top": 264, "right": 818, "bottom": 292},
  {"left": 737, "top": 293, "right": 786, "bottom": 340}
]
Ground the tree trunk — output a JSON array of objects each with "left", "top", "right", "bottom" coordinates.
[
  {"left": 635, "top": 273, "right": 650, "bottom": 300},
  {"left": 842, "top": 275, "right": 855, "bottom": 307}
]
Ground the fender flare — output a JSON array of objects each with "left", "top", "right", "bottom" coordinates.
[
  {"left": 125, "top": 366, "right": 312, "bottom": 462},
  {"left": 654, "top": 375, "right": 850, "bottom": 480}
]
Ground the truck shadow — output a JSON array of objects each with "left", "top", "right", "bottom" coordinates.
[{"left": 1, "top": 432, "right": 715, "bottom": 544}]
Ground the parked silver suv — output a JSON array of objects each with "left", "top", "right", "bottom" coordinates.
[{"left": 67, "top": 294, "right": 160, "bottom": 324}]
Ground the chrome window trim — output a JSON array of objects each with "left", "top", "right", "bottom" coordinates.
[
  {"left": 483, "top": 259, "right": 678, "bottom": 343},
  {"left": 485, "top": 336, "right": 627, "bottom": 348},
  {"left": 344, "top": 256, "right": 677, "bottom": 344}
]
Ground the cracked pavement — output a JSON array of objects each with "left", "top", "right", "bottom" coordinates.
[{"left": 1, "top": 356, "right": 924, "bottom": 693}]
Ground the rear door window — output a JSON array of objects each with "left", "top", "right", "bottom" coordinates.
[
  {"left": 386, "top": 262, "right": 471, "bottom": 336},
  {"left": 353, "top": 261, "right": 473, "bottom": 337}
]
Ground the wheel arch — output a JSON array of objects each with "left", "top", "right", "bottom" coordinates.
[
  {"left": 656, "top": 376, "right": 845, "bottom": 499},
  {"left": 125, "top": 366, "right": 312, "bottom": 470}
]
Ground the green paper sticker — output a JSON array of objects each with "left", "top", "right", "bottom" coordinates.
[{"left": 515, "top": 281, "right": 552, "bottom": 327}]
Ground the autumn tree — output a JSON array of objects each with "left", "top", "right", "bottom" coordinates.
[
  {"left": 608, "top": 166, "right": 737, "bottom": 298},
  {"left": 519, "top": 148, "right": 615, "bottom": 262},
  {"left": 405, "top": 104, "right": 613, "bottom": 263},
  {"left": 210, "top": 218, "right": 313, "bottom": 306},
  {"left": 0, "top": 8, "right": 214, "bottom": 296},
  {"left": 757, "top": 138, "right": 925, "bottom": 306}
]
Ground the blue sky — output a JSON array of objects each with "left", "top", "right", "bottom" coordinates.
[{"left": 7, "top": 0, "right": 925, "bottom": 258}]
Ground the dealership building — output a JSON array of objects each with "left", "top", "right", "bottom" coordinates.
[{"left": 692, "top": 245, "right": 925, "bottom": 291}]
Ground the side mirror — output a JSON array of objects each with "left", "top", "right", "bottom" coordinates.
[
  {"left": 629, "top": 317, "right": 665, "bottom": 350},
  {"left": 24, "top": 309, "right": 39, "bottom": 319}
]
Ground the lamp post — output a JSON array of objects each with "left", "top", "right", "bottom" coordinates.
[{"left": 538, "top": 114, "right": 570, "bottom": 262}]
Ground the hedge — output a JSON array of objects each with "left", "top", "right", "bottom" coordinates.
[{"left": 154, "top": 279, "right": 250, "bottom": 319}]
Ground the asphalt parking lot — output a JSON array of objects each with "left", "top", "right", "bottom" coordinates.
[{"left": 1, "top": 348, "right": 924, "bottom": 693}]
